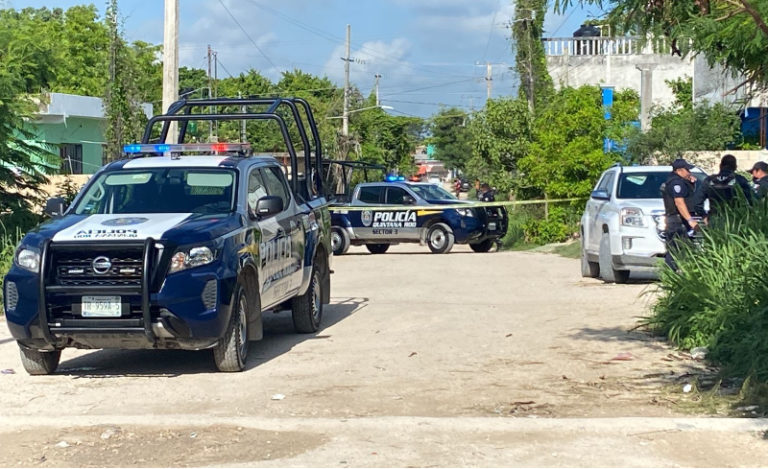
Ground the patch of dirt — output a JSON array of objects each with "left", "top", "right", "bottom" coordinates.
[{"left": 0, "top": 425, "right": 326, "bottom": 467}]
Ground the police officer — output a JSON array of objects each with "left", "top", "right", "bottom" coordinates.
[
  {"left": 478, "top": 183, "right": 495, "bottom": 202},
  {"left": 662, "top": 158, "right": 698, "bottom": 270},
  {"left": 692, "top": 154, "right": 753, "bottom": 221},
  {"left": 749, "top": 161, "right": 768, "bottom": 199}
]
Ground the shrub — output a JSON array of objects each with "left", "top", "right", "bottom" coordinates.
[
  {"left": 646, "top": 198, "right": 768, "bottom": 381},
  {"left": 0, "top": 230, "right": 22, "bottom": 315}
]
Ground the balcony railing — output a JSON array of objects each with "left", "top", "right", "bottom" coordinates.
[{"left": 543, "top": 37, "right": 672, "bottom": 57}]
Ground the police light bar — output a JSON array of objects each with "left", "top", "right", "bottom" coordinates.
[
  {"left": 384, "top": 175, "right": 406, "bottom": 182},
  {"left": 122, "top": 143, "right": 251, "bottom": 154}
]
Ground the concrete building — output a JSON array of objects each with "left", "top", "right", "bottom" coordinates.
[
  {"left": 543, "top": 36, "right": 750, "bottom": 108},
  {"left": 28, "top": 92, "right": 153, "bottom": 174}
]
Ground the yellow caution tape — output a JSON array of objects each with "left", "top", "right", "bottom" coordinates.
[{"left": 327, "top": 197, "right": 587, "bottom": 212}]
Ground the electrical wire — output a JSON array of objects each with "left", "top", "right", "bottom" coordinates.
[{"left": 217, "top": 0, "right": 278, "bottom": 70}]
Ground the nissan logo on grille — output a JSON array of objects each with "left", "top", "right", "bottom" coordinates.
[{"left": 92, "top": 256, "right": 112, "bottom": 275}]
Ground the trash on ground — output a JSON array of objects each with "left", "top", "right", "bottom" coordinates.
[
  {"left": 690, "top": 347, "right": 708, "bottom": 360},
  {"left": 683, "top": 384, "right": 693, "bottom": 393},
  {"left": 611, "top": 352, "right": 634, "bottom": 361},
  {"left": 736, "top": 405, "right": 759, "bottom": 412},
  {"left": 55, "top": 441, "right": 70, "bottom": 448},
  {"left": 1, "top": 369, "right": 15, "bottom": 374},
  {"left": 271, "top": 393, "right": 285, "bottom": 400}
]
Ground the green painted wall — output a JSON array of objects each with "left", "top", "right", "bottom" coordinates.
[{"left": 27, "top": 117, "right": 105, "bottom": 174}]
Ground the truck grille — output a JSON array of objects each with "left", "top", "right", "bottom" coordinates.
[{"left": 51, "top": 247, "right": 144, "bottom": 287}]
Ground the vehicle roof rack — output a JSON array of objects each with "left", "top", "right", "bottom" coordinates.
[{"left": 139, "top": 97, "right": 323, "bottom": 200}]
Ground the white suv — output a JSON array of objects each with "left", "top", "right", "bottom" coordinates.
[{"left": 580, "top": 164, "right": 705, "bottom": 283}]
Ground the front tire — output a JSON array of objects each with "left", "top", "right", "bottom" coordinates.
[
  {"left": 469, "top": 239, "right": 494, "bottom": 253},
  {"left": 331, "top": 227, "right": 350, "bottom": 256},
  {"left": 426, "top": 223, "right": 455, "bottom": 254},
  {"left": 18, "top": 345, "right": 61, "bottom": 375},
  {"left": 213, "top": 283, "right": 249, "bottom": 372},
  {"left": 366, "top": 244, "right": 390, "bottom": 254},
  {"left": 599, "top": 233, "right": 630, "bottom": 284},
  {"left": 292, "top": 267, "right": 323, "bottom": 333}
]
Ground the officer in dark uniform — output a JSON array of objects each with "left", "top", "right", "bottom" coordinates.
[
  {"left": 478, "top": 183, "right": 495, "bottom": 202},
  {"left": 692, "top": 154, "right": 753, "bottom": 222},
  {"left": 662, "top": 158, "right": 698, "bottom": 270},
  {"left": 749, "top": 161, "right": 768, "bottom": 199}
]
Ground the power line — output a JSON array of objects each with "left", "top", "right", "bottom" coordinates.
[
  {"left": 217, "top": 0, "right": 278, "bottom": 70},
  {"left": 381, "top": 78, "right": 477, "bottom": 97}
]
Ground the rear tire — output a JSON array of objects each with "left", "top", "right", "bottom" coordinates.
[
  {"left": 581, "top": 239, "right": 600, "bottom": 278},
  {"left": 213, "top": 283, "right": 249, "bottom": 372},
  {"left": 18, "top": 345, "right": 60, "bottom": 375},
  {"left": 331, "top": 227, "right": 350, "bottom": 256},
  {"left": 366, "top": 244, "right": 390, "bottom": 254},
  {"left": 599, "top": 233, "right": 630, "bottom": 284},
  {"left": 292, "top": 267, "right": 323, "bottom": 333},
  {"left": 469, "top": 239, "right": 494, "bottom": 253},
  {"left": 426, "top": 223, "right": 455, "bottom": 254}
]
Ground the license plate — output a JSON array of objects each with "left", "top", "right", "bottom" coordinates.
[
  {"left": 82, "top": 296, "right": 121, "bottom": 318},
  {"left": 488, "top": 222, "right": 497, "bottom": 231}
]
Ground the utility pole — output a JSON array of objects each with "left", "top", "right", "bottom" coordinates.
[
  {"left": 485, "top": 62, "right": 493, "bottom": 101},
  {"left": 207, "top": 44, "right": 213, "bottom": 141},
  {"left": 213, "top": 50, "right": 219, "bottom": 141},
  {"left": 162, "top": 0, "right": 179, "bottom": 143},
  {"left": 525, "top": 15, "right": 534, "bottom": 113},
  {"left": 374, "top": 73, "right": 382, "bottom": 107},
  {"left": 342, "top": 24, "right": 351, "bottom": 137}
]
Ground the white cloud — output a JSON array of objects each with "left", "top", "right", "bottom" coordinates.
[{"left": 322, "top": 38, "right": 420, "bottom": 92}]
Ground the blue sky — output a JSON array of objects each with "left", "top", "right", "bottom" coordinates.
[{"left": 7, "top": 0, "right": 605, "bottom": 118}]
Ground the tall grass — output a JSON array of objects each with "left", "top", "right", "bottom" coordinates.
[{"left": 647, "top": 197, "right": 768, "bottom": 381}]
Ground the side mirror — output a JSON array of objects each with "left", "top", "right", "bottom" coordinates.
[
  {"left": 255, "top": 196, "right": 283, "bottom": 219},
  {"left": 403, "top": 195, "right": 416, "bottom": 205},
  {"left": 591, "top": 190, "right": 610, "bottom": 201},
  {"left": 44, "top": 197, "right": 67, "bottom": 217}
]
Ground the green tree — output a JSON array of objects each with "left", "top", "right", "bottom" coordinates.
[
  {"left": 103, "top": 0, "right": 148, "bottom": 161},
  {"left": 427, "top": 107, "right": 472, "bottom": 171},
  {"left": 513, "top": 0, "right": 554, "bottom": 113},
  {"left": 555, "top": 0, "right": 768, "bottom": 89},
  {"left": 466, "top": 98, "right": 533, "bottom": 195},
  {"left": 626, "top": 101, "right": 741, "bottom": 163}
]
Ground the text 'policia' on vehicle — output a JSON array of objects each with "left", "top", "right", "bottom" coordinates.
[
  {"left": 326, "top": 168, "right": 508, "bottom": 255},
  {"left": 3, "top": 97, "right": 332, "bottom": 374}
]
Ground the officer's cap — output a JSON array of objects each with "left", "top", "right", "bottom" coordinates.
[
  {"left": 671, "top": 158, "right": 694, "bottom": 170},
  {"left": 749, "top": 161, "right": 768, "bottom": 173}
]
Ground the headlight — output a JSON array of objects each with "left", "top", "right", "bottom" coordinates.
[
  {"left": 168, "top": 246, "right": 215, "bottom": 274},
  {"left": 620, "top": 207, "right": 646, "bottom": 227},
  {"left": 15, "top": 247, "right": 40, "bottom": 273},
  {"left": 456, "top": 208, "right": 475, "bottom": 218}
]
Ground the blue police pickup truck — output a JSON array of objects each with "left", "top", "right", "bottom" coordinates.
[
  {"left": 3, "top": 98, "right": 332, "bottom": 374},
  {"left": 330, "top": 180, "right": 507, "bottom": 255}
]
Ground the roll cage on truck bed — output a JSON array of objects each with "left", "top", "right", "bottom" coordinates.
[{"left": 4, "top": 96, "right": 333, "bottom": 374}]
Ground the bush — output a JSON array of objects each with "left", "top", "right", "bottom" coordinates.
[
  {"left": 0, "top": 230, "right": 22, "bottom": 315},
  {"left": 646, "top": 198, "right": 768, "bottom": 381},
  {"left": 521, "top": 204, "right": 580, "bottom": 245}
]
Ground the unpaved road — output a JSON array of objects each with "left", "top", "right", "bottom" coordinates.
[{"left": 1, "top": 245, "right": 767, "bottom": 467}]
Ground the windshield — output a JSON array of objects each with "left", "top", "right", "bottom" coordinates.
[
  {"left": 617, "top": 171, "right": 706, "bottom": 199},
  {"left": 409, "top": 184, "right": 457, "bottom": 200},
  {"left": 73, "top": 168, "right": 237, "bottom": 215}
]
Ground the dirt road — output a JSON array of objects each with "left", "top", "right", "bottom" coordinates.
[{"left": 1, "top": 245, "right": 767, "bottom": 467}]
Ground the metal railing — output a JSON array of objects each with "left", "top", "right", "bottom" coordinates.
[{"left": 543, "top": 37, "right": 672, "bottom": 57}]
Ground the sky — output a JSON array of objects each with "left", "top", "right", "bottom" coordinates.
[{"left": 7, "top": 0, "right": 605, "bottom": 118}]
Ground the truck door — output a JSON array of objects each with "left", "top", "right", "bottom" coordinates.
[
  {"left": 383, "top": 186, "right": 419, "bottom": 241},
  {"left": 245, "top": 168, "right": 278, "bottom": 308},
  {"left": 352, "top": 185, "right": 383, "bottom": 240},
  {"left": 260, "top": 166, "right": 304, "bottom": 303},
  {"left": 587, "top": 171, "right": 615, "bottom": 251}
]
